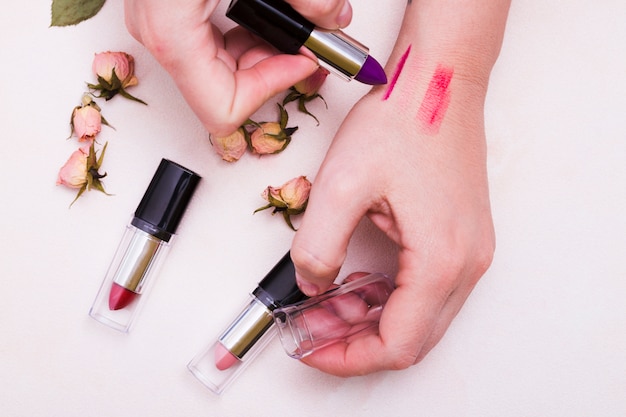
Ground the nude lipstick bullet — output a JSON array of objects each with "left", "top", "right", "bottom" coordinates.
[
  {"left": 226, "top": 0, "right": 387, "bottom": 85},
  {"left": 89, "top": 159, "right": 201, "bottom": 333},
  {"left": 188, "top": 252, "right": 306, "bottom": 394}
]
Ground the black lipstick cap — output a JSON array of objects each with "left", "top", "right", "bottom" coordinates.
[
  {"left": 131, "top": 159, "right": 201, "bottom": 242},
  {"left": 226, "top": 0, "right": 314, "bottom": 54},
  {"left": 253, "top": 252, "right": 307, "bottom": 309}
]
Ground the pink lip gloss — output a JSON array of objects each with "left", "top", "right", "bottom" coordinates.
[{"left": 89, "top": 159, "right": 201, "bottom": 333}]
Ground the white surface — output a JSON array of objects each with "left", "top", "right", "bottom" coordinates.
[{"left": 1, "top": 1, "right": 625, "bottom": 416}]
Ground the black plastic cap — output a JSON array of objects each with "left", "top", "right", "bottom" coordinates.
[
  {"left": 131, "top": 159, "right": 201, "bottom": 242},
  {"left": 253, "top": 252, "right": 308, "bottom": 309},
  {"left": 226, "top": 0, "right": 314, "bottom": 55}
]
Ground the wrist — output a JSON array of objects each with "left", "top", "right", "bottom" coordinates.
[{"left": 374, "top": 0, "right": 510, "bottom": 95}]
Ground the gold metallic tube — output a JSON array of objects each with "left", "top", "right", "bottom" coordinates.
[
  {"left": 218, "top": 298, "right": 274, "bottom": 358},
  {"left": 304, "top": 29, "right": 369, "bottom": 79},
  {"left": 111, "top": 229, "right": 163, "bottom": 293}
]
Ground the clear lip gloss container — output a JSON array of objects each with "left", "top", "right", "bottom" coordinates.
[
  {"left": 89, "top": 159, "right": 201, "bottom": 333},
  {"left": 273, "top": 273, "right": 395, "bottom": 359}
]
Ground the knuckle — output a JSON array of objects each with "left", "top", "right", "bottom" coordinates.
[
  {"left": 318, "top": 166, "right": 362, "bottom": 200},
  {"left": 431, "top": 246, "right": 466, "bottom": 288},
  {"left": 386, "top": 350, "right": 418, "bottom": 371},
  {"left": 474, "top": 240, "right": 495, "bottom": 276},
  {"left": 429, "top": 227, "right": 496, "bottom": 288}
]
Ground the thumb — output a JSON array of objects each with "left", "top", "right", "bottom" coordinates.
[
  {"left": 284, "top": 0, "right": 353, "bottom": 29},
  {"left": 290, "top": 170, "right": 369, "bottom": 296}
]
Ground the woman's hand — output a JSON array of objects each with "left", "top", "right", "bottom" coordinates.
[{"left": 124, "top": 0, "right": 319, "bottom": 136}]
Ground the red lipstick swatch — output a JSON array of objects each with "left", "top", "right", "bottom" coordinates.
[
  {"left": 382, "top": 44, "right": 412, "bottom": 101},
  {"left": 416, "top": 65, "right": 454, "bottom": 135}
]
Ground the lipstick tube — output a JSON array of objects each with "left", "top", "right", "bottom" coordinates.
[
  {"left": 226, "top": 0, "right": 387, "bottom": 85},
  {"left": 89, "top": 159, "right": 201, "bottom": 333},
  {"left": 188, "top": 252, "right": 307, "bottom": 395},
  {"left": 273, "top": 273, "right": 395, "bottom": 359}
]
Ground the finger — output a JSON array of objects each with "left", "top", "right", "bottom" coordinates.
[
  {"left": 298, "top": 306, "right": 352, "bottom": 341},
  {"left": 285, "top": 0, "right": 353, "bottom": 29},
  {"left": 231, "top": 55, "right": 318, "bottom": 121},
  {"left": 173, "top": 50, "right": 317, "bottom": 136},
  {"left": 326, "top": 273, "right": 392, "bottom": 324},
  {"left": 324, "top": 290, "right": 370, "bottom": 325},
  {"left": 342, "top": 272, "right": 371, "bottom": 283},
  {"left": 291, "top": 161, "right": 374, "bottom": 296},
  {"left": 223, "top": 26, "right": 278, "bottom": 66},
  {"left": 301, "top": 252, "right": 450, "bottom": 376}
]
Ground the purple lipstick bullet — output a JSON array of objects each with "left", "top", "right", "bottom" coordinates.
[{"left": 355, "top": 55, "right": 388, "bottom": 85}]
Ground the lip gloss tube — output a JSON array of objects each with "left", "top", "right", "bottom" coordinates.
[
  {"left": 89, "top": 159, "right": 201, "bottom": 333},
  {"left": 188, "top": 252, "right": 307, "bottom": 395},
  {"left": 273, "top": 273, "right": 395, "bottom": 359}
]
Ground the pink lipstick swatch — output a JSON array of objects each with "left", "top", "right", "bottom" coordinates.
[
  {"left": 416, "top": 65, "right": 454, "bottom": 135},
  {"left": 382, "top": 44, "right": 412, "bottom": 101}
]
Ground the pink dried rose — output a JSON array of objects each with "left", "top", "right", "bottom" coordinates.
[
  {"left": 88, "top": 51, "right": 146, "bottom": 104},
  {"left": 249, "top": 104, "right": 297, "bottom": 155},
  {"left": 70, "top": 95, "right": 110, "bottom": 142},
  {"left": 71, "top": 104, "right": 101, "bottom": 141},
  {"left": 211, "top": 128, "right": 248, "bottom": 162},
  {"left": 56, "top": 141, "right": 110, "bottom": 206},
  {"left": 294, "top": 67, "right": 329, "bottom": 97},
  {"left": 283, "top": 67, "right": 329, "bottom": 125},
  {"left": 93, "top": 51, "right": 137, "bottom": 87},
  {"left": 254, "top": 175, "right": 312, "bottom": 230},
  {"left": 57, "top": 145, "right": 90, "bottom": 189}
]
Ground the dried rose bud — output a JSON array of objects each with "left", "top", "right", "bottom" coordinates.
[
  {"left": 249, "top": 104, "right": 297, "bottom": 155},
  {"left": 294, "top": 67, "right": 329, "bottom": 97},
  {"left": 69, "top": 95, "right": 110, "bottom": 142},
  {"left": 283, "top": 67, "right": 329, "bottom": 125},
  {"left": 211, "top": 128, "right": 248, "bottom": 162},
  {"left": 93, "top": 51, "right": 138, "bottom": 88},
  {"left": 56, "top": 141, "right": 110, "bottom": 206},
  {"left": 250, "top": 122, "right": 289, "bottom": 154},
  {"left": 273, "top": 175, "right": 311, "bottom": 211},
  {"left": 88, "top": 51, "right": 146, "bottom": 104},
  {"left": 71, "top": 105, "right": 101, "bottom": 142},
  {"left": 254, "top": 175, "right": 312, "bottom": 230},
  {"left": 57, "top": 145, "right": 90, "bottom": 189}
]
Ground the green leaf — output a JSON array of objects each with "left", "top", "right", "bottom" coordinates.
[
  {"left": 278, "top": 104, "right": 288, "bottom": 128},
  {"left": 69, "top": 184, "right": 87, "bottom": 207},
  {"left": 96, "top": 141, "right": 108, "bottom": 168},
  {"left": 282, "top": 211, "right": 297, "bottom": 231},
  {"left": 119, "top": 89, "right": 148, "bottom": 105},
  {"left": 298, "top": 99, "right": 320, "bottom": 125},
  {"left": 50, "top": 0, "right": 106, "bottom": 27},
  {"left": 282, "top": 90, "right": 301, "bottom": 106},
  {"left": 253, "top": 203, "right": 273, "bottom": 214}
]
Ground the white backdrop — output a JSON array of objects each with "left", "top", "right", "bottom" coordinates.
[{"left": 1, "top": 1, "right": 625, "bottom": 416}]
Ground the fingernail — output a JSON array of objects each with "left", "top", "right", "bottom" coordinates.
[
  {"left": 297, "top": 278, "right": 319, "bottom": 297},
  {"left": 336, "top": 2, "right": 352, "bottom": 28}
]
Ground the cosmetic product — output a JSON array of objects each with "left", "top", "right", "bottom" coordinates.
[
  {"left": 188, "top": 252, "right": 306, "bottom": 394},
  {"left": 273, "top": 273, "right": 394, "bottom": 359},
  {"left": 226, "top": 0, "right": 387, "bottom": 85},
  {"left": 89, "top": 159, "right": 201, "bottom": 333}
]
